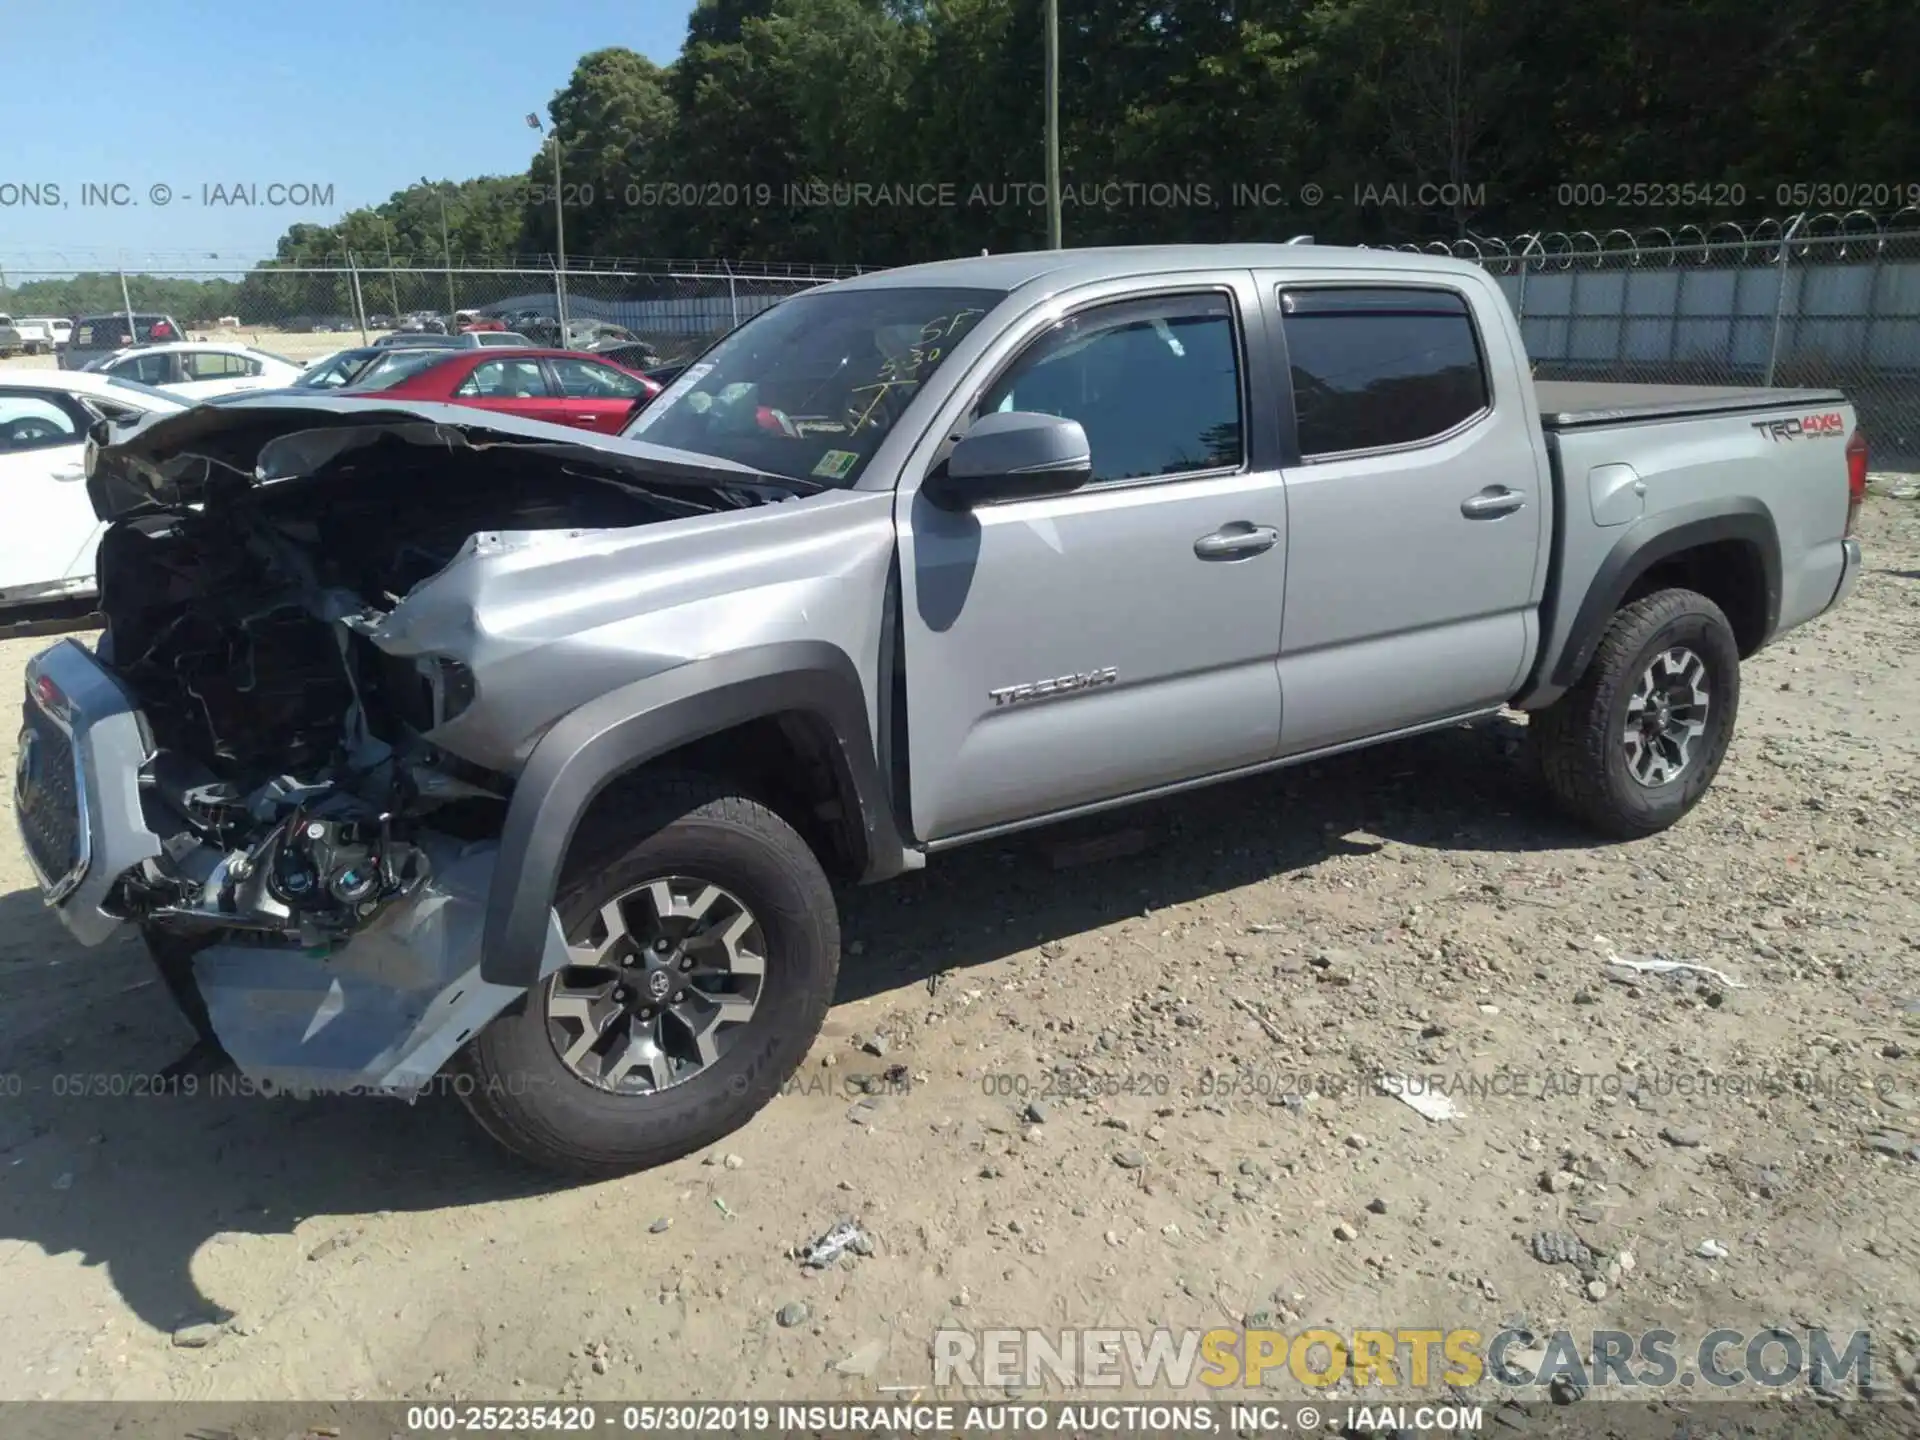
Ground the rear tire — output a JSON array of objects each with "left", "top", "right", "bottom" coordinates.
[
  {"left": 1532, "top": 588, "right": 1741, "bottom": 839},
  {"left": 453, "top": 774, "right": 839, "bottom": 1176}
]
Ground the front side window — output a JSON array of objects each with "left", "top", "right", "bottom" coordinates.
[
  {"left": 550, "top": 357, "right": 644, "bottom": 400},
  {"left": 1279, "top": 287, "right": 1490, "bottom": 458},
  {"left": 0, "top": 393, "right": 85, "bottom": 453},
  {"left": 625, "top": 284, "right": 1005, "bottom": 487},
  {"left": 977, "top": 293, "right": 1244, "bottom": 484},
  {"left": 113, "top": 352, "right": 177, "bottom": 386}
]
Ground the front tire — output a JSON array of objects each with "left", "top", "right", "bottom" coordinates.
[
  {"left": 1532, "top": 587, "right": 1741, "bottom": 839},
  {"left": 454, "top": 775, "right": 839, "bottom": 1176}
]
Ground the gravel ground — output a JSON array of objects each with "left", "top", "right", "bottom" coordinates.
[{"left": 0, "top": 499, "right": 1914, "bottom": 1409}]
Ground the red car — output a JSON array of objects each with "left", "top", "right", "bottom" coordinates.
[{"left": 349, "top": 348, "right": 663, "bottom": 434}]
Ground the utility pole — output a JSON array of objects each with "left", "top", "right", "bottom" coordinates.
[
  {"left": 526, "top": 113, "right": 569, "bottom": 341},
  {"left": 1045, "top": 0, "right": 1062, "bottom": 248},
  {"left": 423, "top": 176, "right": 457, "bottom": 315},
  {"left": 381, "top": 223, "right": 403, "bottom": 320}
]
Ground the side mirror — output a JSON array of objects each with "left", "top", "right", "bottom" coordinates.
[{"left": 925, "top": 410, "right": 1092, "bottom": 510}]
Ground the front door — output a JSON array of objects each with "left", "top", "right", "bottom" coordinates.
[
  {"left": 1261, "top": 279, "right": 1548, "bottom": 753},
  {"left": 896, "top": 278, "right": 1290, "bottom": 841},
  {"left": 544, "top": 355, "right": 651, "bottom": 433}
]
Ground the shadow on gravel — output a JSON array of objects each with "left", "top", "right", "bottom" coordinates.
[
  {"left": 0, "top": 882, "right": 567, "bottom": 1336},
  {"left": 835, "top": 713, "right": 1591, "bottom": 999},
  {"left": 0, "top": 716, "right": 1581, "bottom": 1335}
]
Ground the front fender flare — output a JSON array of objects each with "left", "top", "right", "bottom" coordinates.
[{"left": 479, "top": 640, "right": 909, "bottom": 989}]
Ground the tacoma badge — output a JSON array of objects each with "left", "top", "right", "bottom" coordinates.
[{"left": 989, "top": 667, "right": 1118, "bottom": 707}]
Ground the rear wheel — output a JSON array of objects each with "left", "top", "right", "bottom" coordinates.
[
  {"left": 1532, "top": 588, "right": 1741, "bottom": 839},
  {"left": 454, "top": 775, "right": 839, "bottom": 1176}
]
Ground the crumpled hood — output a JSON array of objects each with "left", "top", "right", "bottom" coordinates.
[{"left": 85, "top": 392, "right": 813, "bottom": 521}]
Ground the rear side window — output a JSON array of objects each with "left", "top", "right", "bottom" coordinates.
[
  {"left": 1279, "top": 287, "right": 1489, "bottom": 459},
  {"left": 186, "top": 352, "right": 253, "bottom": 379},
  {"left": 77, "top": 319, "right": 128, "bottom": 348},
  {"left": 457, "top": 359, "right": 552, "bottom": 398}
]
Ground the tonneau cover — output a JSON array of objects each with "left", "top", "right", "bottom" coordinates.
[{"left": 1535, "top": 381, "right": 1846, "bottom": 431}]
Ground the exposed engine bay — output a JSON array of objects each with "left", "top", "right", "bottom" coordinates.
[{"left": 92, "top": 426, "right": 770, "bottom": 949}]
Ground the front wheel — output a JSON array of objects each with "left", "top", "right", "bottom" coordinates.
[
  {"left": 453, "top": 775, "right": 840, "bottom": 1176},
  {"left": 1531, "top": 587, "right": 1741, "bottom": 839}
]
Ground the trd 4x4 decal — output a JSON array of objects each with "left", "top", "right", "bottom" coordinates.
[{"left": 1752, "top": 412, "right": 1846, "bottom": 441}]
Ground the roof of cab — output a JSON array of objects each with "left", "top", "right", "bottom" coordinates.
[{"left": 828, "top": 243, "right": 1488, "bottom": 295}]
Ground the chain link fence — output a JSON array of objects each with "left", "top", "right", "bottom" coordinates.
[
  {"left": 9, "top": 214, "right": 1920, "bottom": 466},
  {"left": 1376, "top": 209, "right": 1920, "bottom": 467},
  {"left": 0, "top": 259, "right": 862, "bottom": 368}
]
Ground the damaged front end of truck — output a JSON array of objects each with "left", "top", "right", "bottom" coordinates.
[{"left": 15, "top": 395, "right": 834, "bottom": 1096}]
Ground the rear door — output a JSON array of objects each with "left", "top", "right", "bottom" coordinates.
[
  {"left": 1259, "top": 278, "right": 1547, "bottom": 753},
  {"left": 0, "top": 389, "right": 99, "bottom": 598},
  {"left": 544, "top": 355, "right": 650, "bottom": 432},
  {"left": 450, "top": 357, "right": 561, "bottom": 423}
]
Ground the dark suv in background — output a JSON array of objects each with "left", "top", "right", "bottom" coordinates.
[{"left": 60, "top": 313, "right": 187, "bottom": 370}]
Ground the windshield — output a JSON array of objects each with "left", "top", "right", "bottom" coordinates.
[
  {"left": 348, "top": 349, "right": 454, "bottom": 390},
  {"left": 625, "top": 285, "right": 1005, "bottom": 485},
  {"left": 296, "top": 351, "right": 377, "bottom": 388},
  {"left": 102, "top": 377, "right": 185, "bottom": 408}
]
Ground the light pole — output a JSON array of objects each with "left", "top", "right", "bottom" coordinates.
[
  {"left": 526, "top": 112, "right": 569, "bottom": 341},
  {"left": 1044, "top": 0, "right": 1061, "bottom": 248},
  {"left": 422, "top": 176, "right": 457, "bottom": 316}
]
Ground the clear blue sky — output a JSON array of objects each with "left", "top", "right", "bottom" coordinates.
[{"left": 0, "top": 0, "right": 689, "bottom": 269}]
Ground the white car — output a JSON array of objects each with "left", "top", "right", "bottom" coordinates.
[
  {"left": 0, "top": 371, "right": 187, "bottom": 617},
  {"left": 29, "top": 317, "right": 75, "bottom": 349},
  {"left": 85, "top": 342, "right": 304, "bottom": 401},
  {"left": 11, "top": 319, "right": 58, "bottom": 354}
]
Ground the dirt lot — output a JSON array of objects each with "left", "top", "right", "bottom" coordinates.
[{"left": 0, "top": 501, "right": 1915, "bottom": 1409}]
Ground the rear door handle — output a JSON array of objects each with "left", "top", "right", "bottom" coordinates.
[
  {"left": 1193, "top": 522, "right": 1279, "bottom": 559},
  {"left": 1460, "top": 487, "right": 1526, "bottom": 519}
]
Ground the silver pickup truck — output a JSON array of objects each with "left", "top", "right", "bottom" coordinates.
[{"left": 14, "top": 244, "right": 1867, "bottom": 1174}]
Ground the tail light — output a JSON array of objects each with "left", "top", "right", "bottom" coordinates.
[{"left": 1845, "top": 428, "right": 1868, "bottom": 537}]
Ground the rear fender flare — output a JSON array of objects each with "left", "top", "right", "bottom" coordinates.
[
  {"left": 479, "top": 640, "right": 907, "bottom": 989},
  {"left": 1547, "top": 498, "right": 1781, "bottom": 691}
]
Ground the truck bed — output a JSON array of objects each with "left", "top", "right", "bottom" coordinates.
[{"left": 1535, "top": 381, "right": 1846, "bottom": 431}]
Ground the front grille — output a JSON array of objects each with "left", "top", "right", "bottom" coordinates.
[{"left": 16, "top": 704, "right": 82, "bottom": 893}]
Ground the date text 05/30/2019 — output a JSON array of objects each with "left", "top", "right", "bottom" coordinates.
[{"left": 401, "top": 1402, "right": 1476, "bottom": 1435}]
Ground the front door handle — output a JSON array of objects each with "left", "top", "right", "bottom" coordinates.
[
  {"left": 1193, "top": 522, "right": 1279, "bottom": 559},
  {"left": 1460, "top": 487, "right": 1526, "bottom": 519}
]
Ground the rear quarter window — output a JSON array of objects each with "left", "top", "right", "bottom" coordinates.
[{"left": 1279, "top": 287, "right": 1490, "bottom": 459}]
